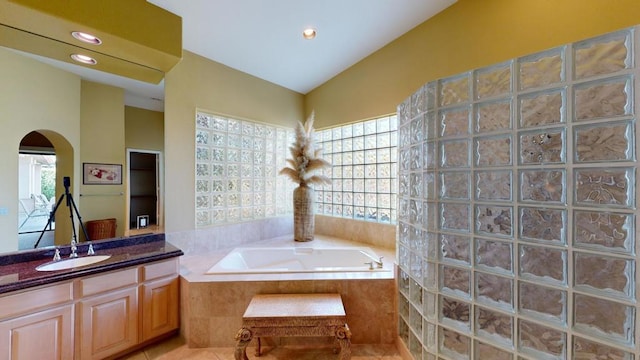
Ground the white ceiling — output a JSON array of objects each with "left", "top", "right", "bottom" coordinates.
[
  {"left": 148, "top": 0, "right": 456, "bottom": 94},
  {"left": 15, "top": 0, "right": 456, "bottom": 111}
]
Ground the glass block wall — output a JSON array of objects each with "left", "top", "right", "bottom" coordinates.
[
  {"left": 316, "top": 116, "right": 398, "bottom": 223},
  {"left": 195, "top": 112, "right": 294, "bottom": 227},
  {"left": 397, "top": 27, "right": 639, "bottom": 359}
]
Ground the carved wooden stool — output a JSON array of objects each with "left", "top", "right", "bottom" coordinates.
[{"left": 234, "top": 293, "right": 351, "bottom": 360}]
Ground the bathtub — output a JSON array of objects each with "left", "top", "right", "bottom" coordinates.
[{"left": 206, "top": 246, "right": 390, "bottom": 274}]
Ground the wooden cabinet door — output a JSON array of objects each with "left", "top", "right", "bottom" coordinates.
[
  {"left": 78, "top": 287, "right": 138, "bottom": 360},
  {"left": 0, "top": 305, "right": 73, "bottom": 360},
  {"left": 141, "top": 276, "right": 178, "bottom": 341}
]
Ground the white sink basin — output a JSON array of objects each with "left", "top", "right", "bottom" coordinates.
[{"left": 36, "top": 255, "right": 112, "bottom": 272}]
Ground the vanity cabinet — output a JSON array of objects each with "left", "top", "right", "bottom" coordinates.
[
  {"left": 0, "top": 257, "right": 179, "bottom": 360},
  {"left": 0, "top": 282, "right": 74, "bottom": 360},
  {"left": 141, "top": 259, "right": 179, "bottom": 341},
  {"left": 77, "top": 268, "right": 139, "bottom": 360}
]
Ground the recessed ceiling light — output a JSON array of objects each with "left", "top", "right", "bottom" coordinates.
[
  {"left": 71, "top": 54, "right": 98, "bottom": 65},
  {"left": 71, "top": 31, "right": 102, "bottom": 45},
  {"left": 302, "top": 28, "right": 316, "bottom": 40}
]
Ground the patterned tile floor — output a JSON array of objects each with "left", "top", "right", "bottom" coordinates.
[{"left": 118, "top": 335, "right": 404, "bottom": 360}]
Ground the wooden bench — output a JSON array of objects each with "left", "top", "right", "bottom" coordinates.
[{"left": 234, "top": 293, "right": 351, "bottom": 360}]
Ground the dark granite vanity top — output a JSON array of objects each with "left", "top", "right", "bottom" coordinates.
[{"left": 0, "top": 233, "right": 183, "bottom": 295}]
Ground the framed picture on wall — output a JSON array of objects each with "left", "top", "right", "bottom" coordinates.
[{"left": 83, "top": 163, "right": 123, "bottom": 185}]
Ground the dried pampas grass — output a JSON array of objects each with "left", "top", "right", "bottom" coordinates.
[{"left": 279, "top": 112, "right": 331, "bottom": 186}]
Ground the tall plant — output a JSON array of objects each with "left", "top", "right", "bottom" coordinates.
[
  {"left": 279, "top": 112, "right": 331, "bottom": 186},
  {"left": 279, "top": 112, "right": 331, "bottom": 241}
]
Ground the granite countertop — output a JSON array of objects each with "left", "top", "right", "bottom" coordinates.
[{"left": 0, "top": 233, "right": 183, "bottom": 295}]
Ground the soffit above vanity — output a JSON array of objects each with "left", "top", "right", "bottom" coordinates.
[{"left": 0, "top": 0, "right": 182, "bottom": 84}]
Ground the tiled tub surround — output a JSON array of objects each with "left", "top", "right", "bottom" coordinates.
[
  {"left": 168, "top": 214, "right": 397, "bottom": 254},
  {"left": 315, "top": 214, "right": 398, "bottom": 249},
  {"left": 0, "top": 233, "right": 183, "bottom": 294},
  {"left": 397, "top": 27, "right": 640, "bottom": 359},
  {"left": 168, "top": 215, "right": 295, "bottom": 254},
  {"left": 176, "top": 232, "right": 397, "bottom": 349}
]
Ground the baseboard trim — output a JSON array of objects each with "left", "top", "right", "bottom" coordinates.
[{"left": 395, "top": 336, "right": 414, "bottom": 360}]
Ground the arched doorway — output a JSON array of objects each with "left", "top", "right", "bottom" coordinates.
[
  {"left": 18, "top": 131, "right": 56, "bottom": 249},
  {"left": 18, "top": 130, "right": 74, "bottom": 250}
]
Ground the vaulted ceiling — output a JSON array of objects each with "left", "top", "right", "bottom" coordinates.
[{"left": 0, "top": 0, "right": 457, "bottom": 111}]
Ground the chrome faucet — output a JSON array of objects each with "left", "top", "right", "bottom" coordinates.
[
  {"left": 51, "top": 242, "right": 96, "bottom": 262},
  {"left": 69, "top": 237, "right": 78, "bottom": 258},
  {"left": 374, "top": 256, "right": 384, "bottom": 268},
  {"left": 364, "top": 256, "right": 384, "bottom": 270},
  {"left": 52, "top": 248, "right": 61, "bottom": 262}
]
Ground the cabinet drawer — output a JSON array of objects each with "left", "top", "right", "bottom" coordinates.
[
  {"left": 79, "top": 267, "right": 138, "bottom": 297},
  {"left": 0, "top": 282, "right": 73, "bottom": 319},
  {"left": 142, "top": 258, "right": 178, "bottom": 281}
]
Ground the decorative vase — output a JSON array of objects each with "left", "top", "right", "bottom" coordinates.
[{"left": 293, "top": 184, "right": 315, "bottom": 241}]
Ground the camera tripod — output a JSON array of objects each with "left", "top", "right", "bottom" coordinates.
[{"left": 34, "top": 176, "right": 90, "bottom": 248}]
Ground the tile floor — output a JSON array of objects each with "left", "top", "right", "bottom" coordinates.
[{"left": 118, "top": 335, "right": 404, "bottom": 360}]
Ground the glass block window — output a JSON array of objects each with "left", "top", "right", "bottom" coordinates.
[
  {"left": 195, "top": 112, "right": 294, "bottom": 227},
  {"left": 397, "top": 27, "right": 638, "bottom": 359},
  {"left": 316, "top": 115, "right": 398, "bottom": 223}
]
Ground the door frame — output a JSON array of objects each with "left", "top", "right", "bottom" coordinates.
[{"left": 126, "top": 148, "right": 163, "bottom": 233}]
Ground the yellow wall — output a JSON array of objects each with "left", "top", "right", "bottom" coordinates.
[
  {"left": 0, "top": 49, "right": 131, "bottom": 250},
  {"left": 0, "top": 47, "right": 81, "bottom": 252},
  {"left": 4, "top": 0, "right": 640, "bottom": 249},
  {"left": 306, "top": 0, "right": 640, "bottom": 128},
  {"left": 125, "top": 106, "right": 164, "bottom": 151},
  {"left": 124, "top": 106, "right": 164, "bottom": 232},
  {"left": 163, "top": 51, "right": 304, "bottom": 232},
  {"left": 78, "top": 81, "right": 126, "bottom": 239},
  {"left": 0, "top": 46, "right": 302, "bottom": 250}
]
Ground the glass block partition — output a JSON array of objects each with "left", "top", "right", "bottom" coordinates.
[
  {"left": 316, "top": 116, "right": 399, "bottom": 223},
  {"left": 397, "top": 27, "right": 639, "bottom": 359},
  {"left": 195, "top": 112, "right": 294, "bottom": 227}
]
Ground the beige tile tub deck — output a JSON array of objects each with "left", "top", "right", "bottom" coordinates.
[{"left": 177, "top": 235, "right": 398, "bottom": 349}]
